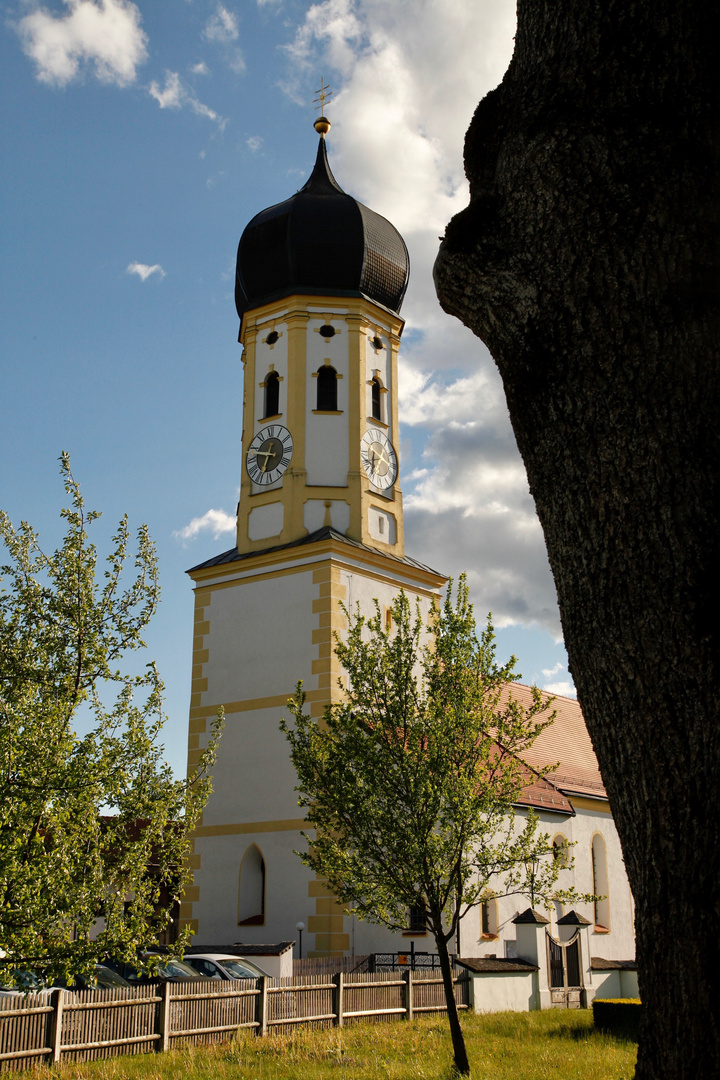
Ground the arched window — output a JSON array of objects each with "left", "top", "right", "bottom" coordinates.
[
  {"left": 553, "top": 834, "right": 569, "bottom": 868},
  {"left": 264, "top": 371, "right": 279, "bottom": 417},
  {"left": 481, "top": 894, "right": 498, "bottom": 939},
  {"left": 371, "top": 377, "right": 382, "bottom": 421},
  {"left": 591, "top": 833, "right": 610, "bottom": 930},
  {"left": 238, "top": 844, "right": 265, "bottom": 926},
  {"left": 317, "top": 365, "right": 337, "bottom": 411}
]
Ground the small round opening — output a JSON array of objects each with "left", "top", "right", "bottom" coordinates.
[
  {"left": 319, "top": 324, "right": 335, "bottom": 338},
  {"left": 372, "top": 335, "right": 384, "bottom": 350},
  {"left": 266, "top": 331, "right": 279, "bottom": 345}
]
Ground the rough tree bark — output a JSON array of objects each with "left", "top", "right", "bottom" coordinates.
[{"left": 434, "top": 3, "right": 719, "bottom": 1078}]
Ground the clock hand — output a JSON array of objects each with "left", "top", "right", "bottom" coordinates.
[{"left": 254, "top": 449, "right": 276, "bottom": 472}]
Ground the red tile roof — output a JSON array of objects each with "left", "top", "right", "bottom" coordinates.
[{"left": 501, "top": 683, "right": 607, "bottom": 803}]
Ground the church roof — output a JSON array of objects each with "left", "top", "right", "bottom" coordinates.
[
  {"left": 235, "top": 134, "right": 410, "bottom": 318},
  {"left": 505, "top": 683, "right": 607, "bottom": 801},
  {"left": 187, "top": 525, "right": 445, "bottom": 579}
]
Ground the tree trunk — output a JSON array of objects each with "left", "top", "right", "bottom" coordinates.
[
  {"left": 434, "top": 929, "right": 470, "bottom": 1076},
  {"left": 434, "top": 3, "right": 720, "bottom": 1078}
]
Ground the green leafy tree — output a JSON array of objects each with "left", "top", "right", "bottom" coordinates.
[
  {"left": 0, "top": 455, "right": 221, "bottom": 984},
  {"left": 282, "top": 578, "right": 591, "bottom": 1076}
]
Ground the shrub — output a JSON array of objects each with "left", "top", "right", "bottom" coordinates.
[{"left": 592, "top": 998, "right": 641, "bottom": 1040}]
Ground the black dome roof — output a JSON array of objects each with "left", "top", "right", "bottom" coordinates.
[{"left": 235, "top": 136, "right": 409, "bottom": 319}]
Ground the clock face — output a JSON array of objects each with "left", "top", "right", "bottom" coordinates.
[
  {"left": 246, "top": 424, "right": 293, "bottom": 486},
  {"left": 361, "top": 428, "right": 398, "bottom": 490}
]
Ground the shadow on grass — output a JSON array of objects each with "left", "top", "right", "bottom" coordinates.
[{"left": 545, "top": 1021, "right": 639, "bottom": 1045}]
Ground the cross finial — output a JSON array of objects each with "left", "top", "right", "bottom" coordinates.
[{"left": 313, "top": 77, "right": 333, "bottom": 116}]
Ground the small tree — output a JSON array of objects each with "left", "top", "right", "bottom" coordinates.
[
  {"left": 283, "top": 578, "right": 590, "bottom": 1075},
  {"left": 0, "top": 455, "right": 221, "bottom": 984}
]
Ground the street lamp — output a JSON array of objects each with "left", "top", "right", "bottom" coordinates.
[{"left": 296, "top": 921, "right": 305, "bottom": 960}]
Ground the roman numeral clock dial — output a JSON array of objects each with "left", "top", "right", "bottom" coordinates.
[
  {"left": 361, "top": 428, "right": 398, "bottom": 491},
  {"left": 246, "top": 424, "right": 294, "bottom": 486}
]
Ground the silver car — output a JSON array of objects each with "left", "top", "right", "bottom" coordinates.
[{"left": 183, "top": 953, "right": 268, "bottom": 980}]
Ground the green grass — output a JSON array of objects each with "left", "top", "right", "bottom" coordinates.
[{"left": 34, "top": 1011, "right": 637, "bottom": 1080}]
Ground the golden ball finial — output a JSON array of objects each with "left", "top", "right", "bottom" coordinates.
[{"left": 314, "top": 116, "right": 331, "bottom": 136}]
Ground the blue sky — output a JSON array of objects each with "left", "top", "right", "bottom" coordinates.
[{"left": 2, "top": 0, "right": 574, "bottom": 778}]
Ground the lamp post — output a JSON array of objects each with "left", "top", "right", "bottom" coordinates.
[{"left": 296, "top": 921, "right": 305, "bottom": 960}]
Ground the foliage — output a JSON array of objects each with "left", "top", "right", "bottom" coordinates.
[
  {"left": 281, "top": 577, "right": 593, "bottom": 1074},
  {"left": 0, "top": 455, "right": 222, "bottom": 983}
]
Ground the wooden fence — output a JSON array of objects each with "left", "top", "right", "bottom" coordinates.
[{"left": 0, "top": 970, "right": 469, "bottom": 1070}]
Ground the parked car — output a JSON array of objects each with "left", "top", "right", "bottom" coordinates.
[
  {"left": 104, "top": 953, "right": 202, "bottom": 985},
  {"left": 51, "top": 964, "right": 132, "bottom": 991},
  {"left": 183, "top": 953, "right": 296, "bottom": 1021},
  {"left": 182, "top": 953, "right": 269, "bottom": 980}
]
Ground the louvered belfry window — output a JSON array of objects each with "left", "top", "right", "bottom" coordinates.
[
  {"left": 264, "top": 371, "right": 280, "bottom": 417},
  {"left": 371, "top": 378, "right": 382, "bottom": 420},
  {"left": 317, "top": 365, "right": 337, "bottom": 411}
]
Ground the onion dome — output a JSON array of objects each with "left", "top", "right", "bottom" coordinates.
[{"left": 235, "top": 124, "right": 409, "bottom": 319}]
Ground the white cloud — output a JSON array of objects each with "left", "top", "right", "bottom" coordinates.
[
  {"left": 203, "top": 4, "right": 245, "bottom": 72},
  {"left": 191, "top": 61, "right": 210, "bottom": 75},
  {"left": 17, "top": 0, "right": 148, "bottom": 87},
  {"left": 126, "top": 262, "right": 165, "bottom": 281},
  {"left": 542, "top": 662, "right": 564, "bottom": 679},
  {"left": 246, "top": 135, "right": 263, "bottom": 152},
  {"left": 203, "top": 5, "right": 239, "bottom": 43},
  {"left": 173, "top": 509, "right": 236, "bottom": 543},
  {"left": 148, "top": 70, "right": 227, "bottom": 128},
  {"left": 542, "top": 681, "right": 577, "bottom": 699}
]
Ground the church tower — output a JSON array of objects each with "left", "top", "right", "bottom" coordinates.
[{"left": 182, "top": 115, "right": 446, "bottom": 958}]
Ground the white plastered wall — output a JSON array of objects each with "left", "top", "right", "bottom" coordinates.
[
  {"left": 457, "top": 804, "right": 636, "bottom": 965},
  {"left": 201, "top": 570, "right": 317, "bottom": 707},
  {"left": 303, "top": 500, "right": 350, "bottom": 534},
  {"left": 367, "top": 505, "right": 396, "bottom": 544},
  {"left": 470, "top": 972, "right": 536, "bottom": 1013},
  {"left": 193, "top": 826, "right": 314, "bottom": 947},
  {"left": 248, "top": 502, "right": 284, "bottom": 541}
]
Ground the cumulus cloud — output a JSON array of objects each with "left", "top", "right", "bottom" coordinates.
[
  {"left": 17, "top": 0, "right": 148, "bottom": 87},
  {"left": 191, "top": 61, "right": 210, "bottom": 75},
  {"left": 174, "top": 509, "right": 236, "bottom": 543},
  {"left": 543, "top": 681, "right": 578, "bottom": 699},
  {"left": 126, "top": 262, "right": 165, "bottom": 281},
  {"left": 246, "top": 135, "right": 263, "bottom": 152},
  {"left": 148, "top": 70, "right": 227, "bottom": 127}
]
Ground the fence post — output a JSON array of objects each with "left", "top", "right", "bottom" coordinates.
[
  {"left": 332, "top": 971, "right": 344, "bottom": 1027},
  {"left": 403, "top": 969, "right": 414, "bottom": 1022},
  {"left": 50, "top": 988, "right": 65, "bottom": 1064},
  {"left": 255, "top": 976, "right": 268, "bottom": 1037},
  {"left": 157, "top": 981, "right": 171, "bottom": 1053}
]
